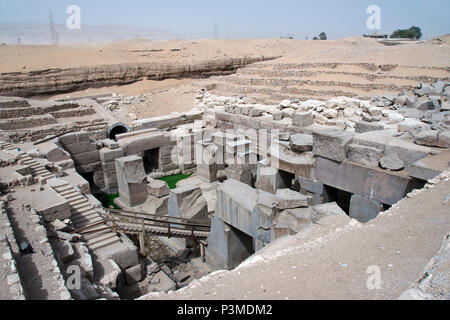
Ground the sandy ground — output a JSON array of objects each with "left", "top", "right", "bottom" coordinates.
[
  {"left": 1, "top": 36, "right": 448, "bottom": 74},
  {"left": 2, "top": 36, "right": 448, "bottom": 121}
]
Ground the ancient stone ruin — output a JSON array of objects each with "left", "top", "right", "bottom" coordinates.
[{"left": 0, "top": 73, "right": 449, "bottom": 300}]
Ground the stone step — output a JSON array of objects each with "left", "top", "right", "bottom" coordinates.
[
  {"left": 73, "top": 216, "right": 104, "bottom": 229},
  {"left": 71, "top": 211, "right": 99, "bottom": 222},
  {"left": 71, "top": 202, "right": 91, "bottom": 211},
  {"left": 88, "top": 234, "right": 121, "bottom": 251},
  {"left": 71, "top": 206, "right": 97, "bottom": 215},
  {"left": 68, "top": 198, "right": 89, "bottom": 207},
  {"left": 59, "top": 188, "right": 77, "bottom": 196},
  {"left": 65, "top": 192, "right": 83, "bottom": 200},
  {"left": 53, "top": 184, "right": 73, "bottom": 192},
  {"left": 40, "top": 173, "right": 55, "bottom": 179}
]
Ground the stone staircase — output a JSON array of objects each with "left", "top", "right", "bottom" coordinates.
[
  {"left": 0, "top": 141, "right": 55, "bottom": 183},
  {"left": 18, "top": 153, "right": 55, "bottom": 182},
  {"left": 48, "top": 179, "right": 122, "bottom": 252},
  {"left": 0, "top": 141, "right": 17, "bottom": 151}
]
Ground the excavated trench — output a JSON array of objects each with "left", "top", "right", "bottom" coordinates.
[{"left": 0, "top": 57, "right": 277, "bottom": 98}]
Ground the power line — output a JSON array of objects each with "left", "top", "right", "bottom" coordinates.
[{"left": 48, "top": 10, "right": 59, "bottom": 45}]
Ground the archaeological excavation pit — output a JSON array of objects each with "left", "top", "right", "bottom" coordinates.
[{"left": 0, "top": 36, "right": 449, "bottom": 300}]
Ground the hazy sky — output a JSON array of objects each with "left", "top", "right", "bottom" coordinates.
[{"left": 0, "top": 0, "right": 449, "bottom": 40}]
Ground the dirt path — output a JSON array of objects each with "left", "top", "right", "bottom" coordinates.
[
  {"left": 6, "top": 199, "right": 62, "bottom": 300},
  {"left": 141, "top": 172, "right": 450, "bottom": 300}
]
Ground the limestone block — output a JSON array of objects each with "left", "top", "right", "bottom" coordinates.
[
  {"left": 96, "top": 259, "right": 121, "bottom": 290},
  {"left": 349, "top": 194, "right": 383, "bottom": 223},
  {"left": 414, "top": 130, "right": 439, "bottom": 147},
  {"left": 346, "top": 144, "right": 382, "bottom": 167},
  {"left": 147, "top": 178, "right": 170, "bottom": 198},
  {"left": 316, "top": 157, "right": 424, "bottom": 205},
  {"left": 269, "top": 143, "right": 315, "bottom": 178},
  {"left": 205, "top": 215, "right": 253, "bottom": 271},
  {"left": 168, "top": 185, "right": 208, "bottom": 221},
  {"left": 275, "top": 189, "right": 308, "bottom": 209},
  {"left": 99, "top": 148, "right": 125, "bottom": 163},
  {"left": 71, "top": 150, "right": 100, "bottom": 165},
  {"left": 311, "top": 202, "right": 347, "bottom": 223},
  {"left": 437, "top": 131, "right": 450, "bottom": 148},
  {"left": 255, "top": 162, "right": 287, "bottom": 194},
  {"left": 115, "top": 155, "right": 147, "bottom": 207},
  {"left": 272, "top": 207, "right": 312, "bottom": 239},
  {"left": 292, "top": 112, "right": 314, "bottom": 127},
  {"left": 64, "top": 141, "right": 98, "bottom": 155},
  {"left": 298, "top": 176, "right": 325, "bottom": 195},
  {"left": 313, "top": 129, "right": 354, "bottom": 162},
  {"left": 355, "top": 121, "right": 384, "bottom": 133},
  {"left": 125, "top": 264, "right": 143, "bottom": 285},
  {"left": 289, "top": 133, "right": 313, "bottom": 153}
]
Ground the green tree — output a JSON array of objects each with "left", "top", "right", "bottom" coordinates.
[
  {"left": 391, "top": 26, "right": 422, "bottom": 39},
  {"left": 319, "top": 32, "right": 327, "bottom": 40}
]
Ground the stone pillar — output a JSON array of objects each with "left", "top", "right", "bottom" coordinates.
[
  {"left": 349, "top": 194, "right": 383, "bottom": 223},
  {"left": 115, "top": 155, "right": 147, "bottom": 207},
  {"left": 255, "top": 159, "right": 287, "bottom": 194},
  {"left": 205, "top": 215, "right": 254, "bottom": 270}
]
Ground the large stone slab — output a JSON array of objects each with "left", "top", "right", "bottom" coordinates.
[
  {"left": 115, "top": 155, "right": 147, "bottom": 207},
  {"left": 168, "top": 185, "right": 208, "bottom": 221},
  {"left": 255, "top": 159, "right": 287, "bottom": 194},
  {"left": 215, "top": 179, "right": 258, "bottom": 238},
  {"left": 289, "top": 133, "right": 313, "bottom": 152},
  {"left": 205, "top": 215, "right": 253, "bottom": 271},
  {"left": 406, "top": 150, "right": 450, "bottom": 181},
  {"left": 311, "top": 202, "right": 347, "bottom": 223},
  {"left": 268, "top": 143, "right": 315, "bottom": 178},
  {"left": 316, "top": 157, "right": 424, "bottom": 205},
  {"left": 272, "top": 207, "right": 313, "bottom": 239},
  {"left": 275, "top": 189, "right": 308, "bottom": 209},
  {"left": 313, "top": 129, "right": 354, "bottom": 162},
  {"left": 346, "top": 144, "right": 382, "bottom": 167},
  {"left": 349, "top": 194, "right": 383, "bottom": 223}
]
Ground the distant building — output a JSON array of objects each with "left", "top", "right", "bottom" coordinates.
[{"left": 363, "top": 34, "right": 388, "bottom": 39}]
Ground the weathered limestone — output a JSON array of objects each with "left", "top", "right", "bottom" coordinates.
[
  {"left": 32, "top": 186, "right": 71, "bottom": 222},
  {"left": 255, "top": 159, "right": 287, "bottom": 194},
  {"left": 311, "top": 202, "right": 347, "bottom": 223},
  {"left": 119, "top": 130, "right": 171, "bottom": 155},
  {"left": 39, "top": 142, "right": 71, "bottom": 162},
  {"left": 272, "top": 207, "right": 312, "bottom": 239},
  {"left": 379, "top": 153, "right": 405, "bottom": 171},
  {"left": 355, "top": 121, "right": 384, "bottom": 133},
  {"left": 96, "top": 259, "right": 121, "bottom": 290},
  {"left": 289, "top": 133, "right": 313, "bottom": 153},
  {"left": 346, "top": 144, "right": 382, "bottom": 167},
  {"left": 406, "top": 150, "right": 450, "bottom": 181},
  {"left": 313, "top": 129, "right": 354, "bottom": 162},
  {"left": 168, "top": 185, "right": 208, "bottom": 221},
  {"left": 316, "top": 157, "right": 424, "bottom": 205},
  {"left": 205, "top": 215, "right": 253, "bottom": 270},
  {"left": 115, "top": 155, "right": 147, "bottom": 207},
  {"left": 275, "top": 189, "right": 308, "bottom": 210},
  {"left": 269, "top": 142, "right": 315, "bottom": 178},
  {"left": 298, "top": 176, "right": 325, "bottom": 195},
  {"left": 134, "top": 110, "right": 203, "bottom": 130},
  {"left": 124, "top": 264, "right": 143, "bottom": 285},
  {"left": 215, "top": 179, "right": 258, "bottom": 238},
  {"left": 349, "top": 194, "right": 384, "bottom": 223},
  {"left": 292, "top": 112, "right": 314, "bottom": 127},
  {"left": 147, "top": 178, "right": 169, "bottom": 198}
]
